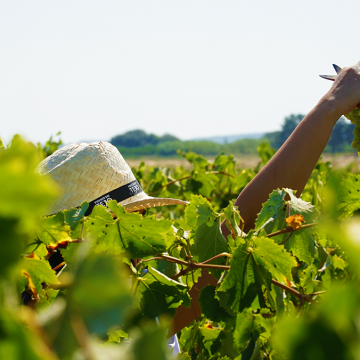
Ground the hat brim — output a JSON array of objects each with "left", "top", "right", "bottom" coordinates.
[{"left": 122, "top": 195, "right": 188, "bottom": 212}]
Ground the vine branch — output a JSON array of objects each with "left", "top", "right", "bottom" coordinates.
[
  {"left": 142, "top": 253, "right": 321, "bottom": 304},
  {"left": 147, "top": 171, "right": 234, "bottom": 195},
  {"left": 267, "top": 223, "right": 318, "bottom": 239}
]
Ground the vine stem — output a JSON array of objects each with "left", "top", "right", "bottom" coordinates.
[
  {"left": 142, "top": 254, "right": 320, "bottom": 304},
  {"left": 278, "top": 231, "right": 294, "bottom": 245},
  {"left": 70, "top": 314, "right": 95, "bottom": 360},
  {"left": 266, "top": 223, "right": 318, "bottom": 239},
  {"left": 270, "top": 279, "right": 317, "bottom": 304},
  {"left": 147, "top": 171, "right": 234, "bottom": 195},
  {"left": 220, "top": 213, "right": 236, "bottom": 240}
]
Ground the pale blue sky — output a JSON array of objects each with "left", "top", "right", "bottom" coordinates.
[{"left": 1, "top": 1, "right": 359, "bottom": 144}]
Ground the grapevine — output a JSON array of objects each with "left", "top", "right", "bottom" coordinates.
[
  {"left": 1, "top": 135, "right": 360, "bottom": 360},
  {"left": 345, "top": 107, "right": 360, "bottom": 153}
]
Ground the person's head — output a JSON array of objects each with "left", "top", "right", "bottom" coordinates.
[{"left": 36, "top": 141, "right": 187, "bottom": 215}]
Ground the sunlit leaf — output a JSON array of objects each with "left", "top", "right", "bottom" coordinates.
[
  {"left": 255, "top": 188, "right": 318, "bottom": 264},
  {"left": 84, "top": 201, "right": 175, "bottom": 258}
]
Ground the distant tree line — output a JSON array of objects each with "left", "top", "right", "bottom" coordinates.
[
  {"left": 111, "top": 130, "right": 179, "bottom": 148},
  {"left": 264, "top": 114, "right": 355, "bottom": 153},
  {"left": 110, "top": 116, "right": 356, "bottom": 157},
  {"left": 110, "top": 130, "right": 262, "bottom": 157}
]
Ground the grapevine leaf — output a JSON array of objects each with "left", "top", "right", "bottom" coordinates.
[
  {"left": 251, "top": 237, "right": 297, "bottom": 283},
  {"left": 129, "top": 324, "right": 172, "bottom": 360},
  {"left": 36, "top": 289, "right": 59, "bottom": 311},
  {"left": 332, "top": 255, "right": 346, "bottom": 270},
  {"left": 199, "top": 326, "right": 223, "bottom": 341},
  {"left": 35, "top": 212, "right": 72, "bottom": 248},
  {"left": 60, "top": 242, "right": 81, "bottom": 266},
  {"left": 19, "top": 256, "right": 59, "bottom": 299},
  {"left": 0, "top": 308, "right": 54, "bottom": 360},
  {"left": 0, "top": 136, "right": 58, "bottom": 232},
  {"left": 255, "top": 189, "right": 288, "bottom": 230},
  {"left": 107, "top": 328, "right": 129, "bottom": 343},
  {"left": 337, "top": 174, "right": 360, "bottom": 220},
  {"left": 214, "top": 154, "right": 235, "bottom": 175},
  {"left": 68, "top": 252, "right": 134, "bottom": 335},
  {"left": 199, "top": 325, "right": 224, "bottom": 356},
  {"left": 195, "top": 218, "right": 228, "bottom": 261},
  {"left": 85, "top": 201, "right": 174, "bottom": 258},
  {"left": 186, "top": 171, "right": 219, "bottom": 198},
  {"left": 183, "top": 151, "right": 209, "bottom": 170},
  {"left": 217, "top": 245, "right": 272, "bottom": 313},
  {"left": 63, "top": 201, "right": 89, "bottom": 238},
  {"left": 135, "top": 266, "right": 190, "bottom": 319},
  {"left": 233, "top": 310, "right": 260, "bottom": 351},
  {"left": 25, "top": 242, "right": 48, "bottom": 259},
  {"left": 194, "top": 218, "right": 229, "bottom": 278},
  {"left": 255, "top": 188, "right": 318, "bottom": 264},
  {"left": 45, "top": 252, "right": 134, "bottom": 359},
  {"left": 0, "top": 218, "right": 27, "bottom": 275},
  {"left": 222, "top": 200, "right": 243, "bottom": 237},
  {"left": 198, "top": 285, "right": 230, "bottom": 322},
  {"left": 185, "top": 195, "right": 217, "bottom": 229}
]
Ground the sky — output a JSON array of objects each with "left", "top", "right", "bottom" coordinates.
[{"left": 1, "top": 0, "right": 360, "bottom": 145}]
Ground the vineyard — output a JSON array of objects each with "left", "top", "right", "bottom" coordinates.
[{"left": 2, "top": 135, "right": 360, "bottom": 360}]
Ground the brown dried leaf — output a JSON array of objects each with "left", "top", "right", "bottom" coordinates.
[{"left": 286, "top": 214, "right": 305, "bottom": 230}]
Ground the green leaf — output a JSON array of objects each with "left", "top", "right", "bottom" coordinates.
[
  {"left": 195, "top": 218, "right": 228, "bottom": 261},
  {"left": 130, "top": 323, "right": 172, "bottom": 360},
  {"left": 332, "top": 254, "right": 346, "bottom": 270},
  {"left": 35, "top": 212, "right": 72, "bottom": 248},
  {"left": 337, "top": 174, "right": 360, "bottom": 220},
  {"left": 85, "top": 201, "right": 175, "bottom": 258},
  {"left": 107, "top": 328, "right": 129, "bottom": 343},
  {"left": 255, "top": 188, "right": 318, "bottom": 264},
  {"left": 135, "top": 266, "right": 190, "bottom": 319},
  {"left": 217, "top": 245, "right": 272, "bottom": 313},
  {"left": 214, "top": 154, "right": 236, "bottom": 175},
  {"left": 0, "top": 308, "right": 54, "bottom": 360},
  {"left": 194, "top": 218, "right": 229, "bottom": 278},
  {"left": 198, "top": 285, "right": 230, "bottom": 322},
  {"left": 63, "top": 201, "right": 89, "bottom": 236},
  {"left": 68, "top": 251, "right": 134, "bottom": 335},
  {"left": 188, "top": 171, "right": 219, "bottom": 198},
  {"left": 222, "top": 200, "right": 243, "bottom": 238},
  {"left": 183, "top": 151, "right": 209, "bottom": 171},
  {"left": 19, "top": 257, "right": 59, "bottom": 297},
  {"left": 251, "top": 237, "right": 297, "bottom": 283},
  {"left": 185, "top": 195, "right": 218, "bottom": 229},
  {"left": 0, "top": 136, "right": 59, "bottom": 232},
  {"left": 0, "top": 218, "right": 26, "bottom": 276},
  {"left": 233, "top": 311, "right": 260, "bottom": 351}
]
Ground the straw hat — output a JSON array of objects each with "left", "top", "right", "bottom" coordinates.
[{"left": 36, "top": 141, "right": 188, "bottom": 215}]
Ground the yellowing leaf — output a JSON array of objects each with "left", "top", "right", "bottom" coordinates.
[
  {"left": 19, "top": 257, "right": 60, "bottom": 300},
  {"left": 286, "top": 214, "right": 306, "bottom": 230}
]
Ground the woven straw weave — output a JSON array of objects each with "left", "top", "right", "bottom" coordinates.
[{"left": 36, "top": 141, "right": 187, "bottom": 214}]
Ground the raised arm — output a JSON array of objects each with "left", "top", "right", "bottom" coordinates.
[
  {"left": 222, "top": 61, "right": 360, "bottom": 234},
  {"left": 170, "top": 61, "right": 360, "bottom": 337}
]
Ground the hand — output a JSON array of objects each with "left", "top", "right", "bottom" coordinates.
[{"left": 322, "top": 61, "right": 360, "bottom": 116}]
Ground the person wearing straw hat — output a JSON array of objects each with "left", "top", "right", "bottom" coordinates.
[
  {"left": 36, "top": 141, "right": 188, "bottom": 216},
  {"left": 35, "top": 140, "right": 187, "bottom": 355},
  {"left": 32, "top": 61, "right": 360, "bottom": 351}
]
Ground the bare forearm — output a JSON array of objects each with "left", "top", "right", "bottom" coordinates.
[
  {"left": 172, "top": 62, "right": 360, "bottom": 334},
  {"left": 228, "top": 98, "right": 341, "bottom": 233}
]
